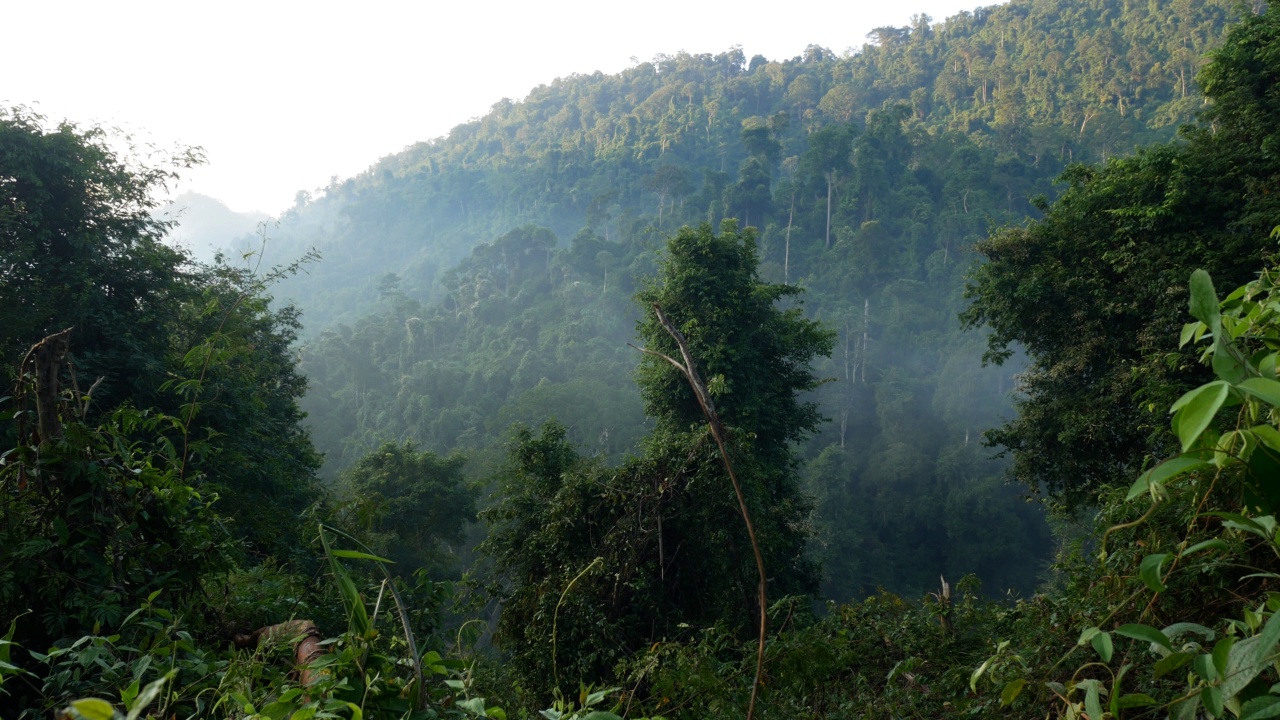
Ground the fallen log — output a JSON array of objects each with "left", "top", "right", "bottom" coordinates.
[{"left": 233, "top": 620, "right": 326, "bottom": 686}]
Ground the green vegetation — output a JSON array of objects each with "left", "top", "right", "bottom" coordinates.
[
  {"left": 478, "top": 222, "right": 830, "bottom": 708},
  {"left": 12, "top": 0, "right": 1280, "bottom": 718},
  {"left": 286, "top": 0, "right": 1249, "bottom": 599}
]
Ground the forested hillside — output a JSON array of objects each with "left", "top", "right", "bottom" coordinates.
[
  {"left": 274, "top": 0, "right": 1241, "bottom": 601},
  {"left": 268, "top": 0, "right": 1238, "bottom": 326},
  {"left": 17, "top": 0, "right": 1280, "bottom": 718}
]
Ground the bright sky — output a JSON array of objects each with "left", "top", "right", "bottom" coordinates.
[{"left": 8, "top": 0, "right": 998, "bottom": 215}]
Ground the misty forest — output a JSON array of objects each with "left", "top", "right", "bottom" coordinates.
[{"left": 9, "top": 0, "right": 1280, "bottom": 716}]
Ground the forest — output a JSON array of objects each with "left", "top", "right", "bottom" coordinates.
[{"left": 7, "top": 0, "right": 1280, "bottom": 717}]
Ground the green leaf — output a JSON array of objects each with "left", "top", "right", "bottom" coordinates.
[
  {"left": 1128, "top": 457, "right": 1212, "bottom": 500},
  {"left": 1172, "top": 381, "right": 1231, "bottom": 452},
  {"left": 1182, "top": 321, "right": 1204, "bottom": 348},
  {"left": 329, "top": 549, "right": 395, "bottom": 563},
  {"left": 1171, "top": 695, "right": 1202, "bottom": 720},
  {"left": 1000, "top": 679, "right": 1027, "bottom": 707},
  {"left": 1212, "top": 636, "right": 1235, "bottom": 677},
  {"left": 1109, "top": 662, "right": 1132, "bottom": 717},
  {"left": 1164, "top": 623, "right": 1216, "bottom": 643},
  {"left": 1249, "top": 422, "right": 1280, "bottom": 450},
  {"left": 581, "top": 714, "right": 624, "bottom": 720},
  {"left": 68, "top": 699, "right": 115, "bottom": 720},
  {"left": 0, "top": 618, "right": 16, "bottom": 665},
  {"left": 1084, "top": 679, "right": 1105, "bottom": 720},
  {"left": 1214, "top": 343, "right": 1248, "bottom": 383},
  {"left": 1263, "top": 352, "right": 1280, "bottom": 380},
  {"left": 126, "top": 675, "right": 171, "bottom": 720},
  {"left": 320, "top": 528, "right": 371, "bottom": 636},
  {"left": 970, "top": 657, "right": 992, "bottom": 693},
  {"left": 1190, "top": 270, "right": 1222, "bottom": 331},
  {"left": 120, "top": 679, "right": 139, "bottom": 710},
  {"left": 458, "top": 697, "right": 488, "bottom": 716},
  {"left": 1241, "top": 695, "right": 1280, "bottom": 720},
  {"left": 1115, "top": 623, "right": 1174, "bottom": 653},
  {"left": 1139, "top": 553, "right": 1170, "bottom": 593},
  {"left": 1239, "top": 378, "right": 1280, "bottom": 408},
  {"left": 1092, "top": 631, "right": 1114, "bottom": 663},
  {"left": 1221, "top": 605, "right": 1280, "bottom": 700},
  {"left": 584, "top": 688, "right": 616, "bottom": 705},
  {"left": 1117, "top": 693, "right": 1159, "bottom": 709},
  {"left": 1195, "top": 653, "right": 1220, "bottom": 682},
  {"left": 1078, "top": 626, "right": 1101, "bottom": 646},
  {"left": 1211, "top": 511, "right": 1277, "bottom": 542},
  {"left": 1182, "top": 539, "right": 1229, "bottom": 557},
  {"left": 1203, "top": 685, "right": 1225, "bottom": 718}
]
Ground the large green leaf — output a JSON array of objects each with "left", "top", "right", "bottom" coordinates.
[
  {"left": 1203, "top": 685, "right": 1225, "bottom": 718},
  {"left": 1001, "top": 679, "right": 1027, "bottom": 707},
  {"left": 1172, "top": 381, "right": 1231, "bottom": 452},
  {"left": 1128, "top": 457, "right": 1211, "bottom": 500},
  {"left": 1214, "top": 343, "right": 1248, "bottom": 383},
  {"left": 1221, "top": 606, "right": 1280, "bottom": 700},
  {"left": 1083, "top": 679, "right": 1105, "bottom": 720},
  {"left": 1115, "top": 623, "right": 1173, "bottom": 653},
  {"left": 1139, "top": 553, "right": 1170, "bottom": 593},
  {"left": 1092, "top": 631, "right": 1114, "bottom": 663},
  {"left": 68, "top": 699, "right": 115, "bottom": 720},
  {"left": 329, "top": 549, "right": 395, "bottom": 564},
  {"left": 1239, "top": 378, "right": 1280, "bottom": 408},
  {"left": 1171, "top": 695, "right": 1201, "bottom": 720},
  {"left": 125, "top": 675, "right": 171, "bottom": 720},
  {"left": 1190, "top": 269, "right": 1222, "bottom": 333},
  {"left": 1181, "top": 539, "right": 1229, "bottom": 558},
  {"left": 1116, "top": 693, "right": 1159, "bottom": 709},
  {"left": 1241, "top": 695, "right": 1280, "bottom": 720},
  {"left": 1154, "top": 652, "right": 1193, "bottom": 678}
]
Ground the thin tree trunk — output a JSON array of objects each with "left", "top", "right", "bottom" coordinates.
[
  {"left": 825, "top": 172, "right": 835, "bottom": 249},
  {"left": 861, "top": 299, "right": 869, "bottom": 384},
  {"left": 784, "top": 193, "right": 795, "bottom": 284}
]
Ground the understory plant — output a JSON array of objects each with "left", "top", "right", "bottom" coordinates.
[{"left": 975, "top": 249, "right": 1280, "bottom": 718}]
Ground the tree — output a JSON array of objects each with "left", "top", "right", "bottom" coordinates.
[
  {"left": 636, "top": 221, "right": 834, "bottom": 464},
  {"left": 963, "top": 4, "right": 1280, "bottom": 505},
  {"left": 169, "top": 257, "right": 324, "bottom": 556},
  {"left": 481, "top": 221, "right": 833, "bottom": 708},
  {"left": 800, "top": 124, "right": 854, "bottom": 249},
  {"left": 0, "top": 108, "right": 323, "bottom": 557},
  {"left": 339, "top": 441, "right": 474, "bottom": 575},
  {"left": 644, "top": 165, "right": 691, "bottom": 227},
  {"left": 0, "top": 108, "right": 201, "bottom": 412}
]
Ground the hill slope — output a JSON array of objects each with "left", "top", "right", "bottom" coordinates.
[{"left": 268, "top": 0, "right": 1241, "bottom": 600}]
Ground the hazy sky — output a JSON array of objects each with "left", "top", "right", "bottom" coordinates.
[{"left": 8, "top": 0, "right": 1000, "bottom": 215}]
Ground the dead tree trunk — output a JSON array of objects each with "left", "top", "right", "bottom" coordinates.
[{"left": 22, "top": 328, "right": 73, "bottom": 447}]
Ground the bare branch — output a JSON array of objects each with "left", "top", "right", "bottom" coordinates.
[{"left": 630, "top": 303, "right": 768, "bottom": 720}]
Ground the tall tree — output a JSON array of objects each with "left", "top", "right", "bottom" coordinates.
[
  {"left": 0, "top": 108, "right": 201, "bottom": 411},
  {"left": 481, "top": 221, "right": 833, "bottom": 707},
  {"left": 963, "top": 4, "right": 1280, "bottom": 505},
  {"left": 800, "top": 124, "right": 854, "bottom": 249},
  {"left": 0, "top": 108, "right": 322, "bottom": 558}
]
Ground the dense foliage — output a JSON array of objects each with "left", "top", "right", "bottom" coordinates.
[
  {"left": 13, "top": 0, "right": 1280, "bottom": 718},
  {"left": 275, "top": 0, "right": 1246, "bottom": 600},
  {"left": 964, "top": 4, "right": 1280, "bottom": 505},
  {"left": 478, "top": 223, "right": 830, "bottom": 707}
]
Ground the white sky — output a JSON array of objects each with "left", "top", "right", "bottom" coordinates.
[{"left": 7, "top": 0, "right": 998, "bottom": 215}]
